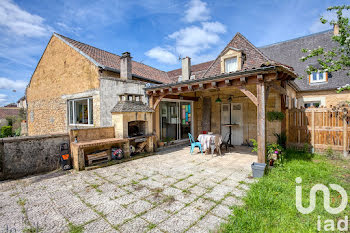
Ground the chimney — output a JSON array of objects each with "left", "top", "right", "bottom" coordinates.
[
  {"left": 181, "top": 57, "right": 191, "bottom": 81},
  {"left": 120, "top": 52, "right": 132, "bottom": 80},
  {"left": 334, "top": 24, "right": 339, "bottom": 36}
]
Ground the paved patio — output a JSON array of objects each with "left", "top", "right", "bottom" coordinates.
[{"left": 0, "top": 146, "right": 256, "bottom": 233}]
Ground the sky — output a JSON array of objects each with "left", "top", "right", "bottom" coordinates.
[{"left": 0, "top": 0, "right": 349, "bottom": 106}]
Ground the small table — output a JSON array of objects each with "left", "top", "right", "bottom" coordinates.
[{"left": 197, "top": 134, "right": 222, "bottom": 152}]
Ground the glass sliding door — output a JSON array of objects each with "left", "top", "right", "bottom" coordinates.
[
  {"left": 160, "top": 101, "right": 179, "bottom": 141},
  {"left": 160, "top": 101, "right": 193, "bottom": 141},
  {"left": 180, "top": 102, "right": 191, "bottom": 139}
]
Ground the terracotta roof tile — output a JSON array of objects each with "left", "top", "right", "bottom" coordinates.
[
  {"left": 167, "top": 60, "right": 214, "bottom": 82},
  {"left": 0, "top": 108, "right": 20, "bottom": 119},
  {"left": 54, "top": 33, "right": 171, "bottom": 84}
]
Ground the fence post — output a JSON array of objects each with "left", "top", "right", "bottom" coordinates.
[
  {"left": 343, "top": 115, "right": 348, "bottom": 157},
  {"left": 311, "top": 110, "right": 315, "bottom": 153}
]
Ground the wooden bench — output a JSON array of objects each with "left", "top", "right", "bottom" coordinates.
[{"left": 69, "top": 128, "right": 130, "bottom": 170}]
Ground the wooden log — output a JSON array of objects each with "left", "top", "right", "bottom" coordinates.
[{"left": 344, "top": 115, "right": 348, "bottom": 157}]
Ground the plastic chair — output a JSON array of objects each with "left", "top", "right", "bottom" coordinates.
[{"left": 188, "top": 133, "right": 203, "bottom": 155}]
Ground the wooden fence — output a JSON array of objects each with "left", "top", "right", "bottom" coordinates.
[{"left": 286, "top": 107, "right": 350, "bottom": 156}]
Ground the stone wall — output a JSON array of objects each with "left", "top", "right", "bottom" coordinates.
[
  {"left": 99, "top": 77, "right": 147, "bottom": 127},
  {"left": 26, "top": 35, "right": 100, "bottom": 136},
  {"left": 0, "top": 134, "right": 69, "bottom": 180},
  {"left": 297, "top": 89, "right": 350, "bottom": 107}
]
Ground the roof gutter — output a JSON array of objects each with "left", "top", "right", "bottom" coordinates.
[{"left": 145, "top": 66, "right": 291, "bottom": 90}]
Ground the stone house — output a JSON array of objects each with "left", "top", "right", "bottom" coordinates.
[
  {"left": 27, "top": 27, "right": 349, "bottom": 162},
  {"left": 26, "top": 33, "right": 171, "bottom": 136}
]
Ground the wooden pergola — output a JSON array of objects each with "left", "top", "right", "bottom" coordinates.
[{"left": 146, "top": 65, "right": 297, "bottom": 163}]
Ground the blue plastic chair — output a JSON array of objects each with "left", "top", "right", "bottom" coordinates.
[{"left": 188, "top": 133, "right": 203, "bottom": 155}]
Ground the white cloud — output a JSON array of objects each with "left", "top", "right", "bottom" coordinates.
[
  {"left": 0, "top": 77, "right": 27, "bottom": 90},
  {"left": 309, "top": 10, "right": 350, "bottom": 33},
  {"left": 169, "top": 21, "right": 226, "bottom": 58},
  {"left": 145, "top": 47, "right": 178, "bottom": 64},
  {"left": 0, "top": 94, "right": 7, "bottom": 104},
  {"left": 0, "top": 0, "right": 52, "bottom": 37},
  {"left": 184, "top": 0, "right": 210, "bottom": 23}
]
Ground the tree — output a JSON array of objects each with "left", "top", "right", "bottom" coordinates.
[{"left": 300, "top": 5, "right": 350, "bottom": 92}]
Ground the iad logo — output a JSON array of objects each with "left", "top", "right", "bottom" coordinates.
[
  {"left": 295, "top": 177, "right": 349, "bottom": 231},
  {"left": 295, "top": 177, "right": 348, "bottom": 214}
]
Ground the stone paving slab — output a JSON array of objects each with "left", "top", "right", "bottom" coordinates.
[{"left": 0, "top": 146, "right": 256, "bottom": 233}]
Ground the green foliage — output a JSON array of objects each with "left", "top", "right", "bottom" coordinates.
[
  {"left": 219, "top": 151, "right": 349, "bottom": 232},
  {"left": 300, "top": 5, "right": 350, "bottom": 86},
  {"left": 267, "top": 143, "right": 283, "bottom": 165},
  {"left": 6, "top": 116, "right": 13, "bottom": 126},
  {"left": 274, "top": 132, "right": 287, "bottom": 149},
  {"left": 267, "top": 111, "right": 285, "bottom": 122},
  {"left": 250, "top": 139, "right": 258, "bottom": 152},
  {"left": 1, "top": 126, "right": 12, "bottom": 137},
  {"left": 15, "top": 127, "right": 21, "bottom": 136}
]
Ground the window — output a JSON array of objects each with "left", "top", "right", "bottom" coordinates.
[
  {"left": 68, "top": 98, "right": 93, "bottom": 125},
  {"left": 225, "top": 57, "right": 238, "bottom": 73},
  {"left": 309, "top": 72, "right": 327, "bottom": 83},
  {"left": 304, "top": 101, "right": 320, "bottom": 108}
]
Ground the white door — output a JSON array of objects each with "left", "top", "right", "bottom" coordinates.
[
  {"left": 231, "top": 103, "right": 243, "bottom": 145},
  {"left": 221, "top": 103, "right": 243, "bottom": 145}
]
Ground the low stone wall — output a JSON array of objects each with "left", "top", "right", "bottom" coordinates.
[{"left": 0, "top": 134, "right": 69, "bottom": 180}]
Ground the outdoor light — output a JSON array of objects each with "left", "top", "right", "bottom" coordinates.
[
  {"left": 228, "top": 96, "right": 232, "bottom": 102},
  {"left": 215, "top": 96, "right": 222, "bottom": 103}
]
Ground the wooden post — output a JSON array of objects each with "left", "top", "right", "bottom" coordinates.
[
  {"left": 311, "top": 110, "right": 315, "bottom": 153},
  {"left": 343, "top": 115, "right": 348, "bottom": 157},
  {"left": 286, "top": 109, "right": 289, "bottom": 145},
  {"left": 257, "top": 79, "right": 266, "bottom": 163}
]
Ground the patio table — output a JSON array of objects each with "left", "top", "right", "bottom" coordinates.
[{"left": 197, "top": 134, "right": 222, "bottom": 152}]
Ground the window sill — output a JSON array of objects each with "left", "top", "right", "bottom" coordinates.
[
  {"left": 69, "top": 124, "right": 94, "bottom": 127},
  {"left": 309, "top": 81, "right": 327, "bottom": 85}
]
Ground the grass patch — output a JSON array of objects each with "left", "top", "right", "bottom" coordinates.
[
  {"left": 147, "top": 223, "right": 157, "bottom": 230},
  {"left": 68, "top": 223, "right": 84, "bottom": 233},
  {"left": 220, "top": 149, "right": 350, "bottom": 232}
]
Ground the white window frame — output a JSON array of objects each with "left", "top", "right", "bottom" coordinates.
[
  {"left": 309, "top": 72, "right": 327, "bottom": 84},
  {"left": 68, "top": 97, "right": 94, "bottom": 126},
  {"left": 224, "top": 57, "right": 238, "bottom": 73}
]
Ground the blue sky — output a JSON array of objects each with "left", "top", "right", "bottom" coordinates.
[{"left": 0, "top": 0, "right": 349, "bottom": 106}]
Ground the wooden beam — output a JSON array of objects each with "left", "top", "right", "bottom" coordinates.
[
  {"left": 269, "top": 83, "right": 287, "bottom": 95},
  {"left": 153, "top": 95, "right": 166, "bottom": 110},
  {"left": 257, "top": 81, "right": 266, "bottom": 164},
  {"left": 163, "top": 95, "right": 199, "bottom": 101},
  {"left": 237, "top": 86, "right": 258, "bottom": 106},
  {"left": 265, "top": 85, "right": 270, "bottom": 102},
  {"left": 240, "top": 77, "right": 247, "bottom": 85}
]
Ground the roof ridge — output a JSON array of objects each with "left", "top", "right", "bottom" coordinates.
[
  {"left": 259, "top": 29, "right": 333, "bottom": 48},
  {"left": 200, "top": 32, "right": 271, "bottom": 79},
  {"left": 54, "top": 32, "right": 169, "bottom": 77}
]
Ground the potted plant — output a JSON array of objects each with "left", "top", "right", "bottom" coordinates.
[{"left": 267, "top": 143, "right": 283, "bottom": 167}]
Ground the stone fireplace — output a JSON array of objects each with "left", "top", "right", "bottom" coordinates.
[
  {"left": 128, "top": 120, "right": 146, "bottom": 137},
  {"left": 111, "top": 93, "right": 154, "bottom": 139}
]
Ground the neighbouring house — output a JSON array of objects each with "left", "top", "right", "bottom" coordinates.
[
  {"left": 0, "top": 106, "right": 20, "bottom": 127},
  {"left": 17, "top": 96, "right": 27, "bottom": 109},
  {"left": 260, "top": 28, "right": 350, "bottom": 108}
]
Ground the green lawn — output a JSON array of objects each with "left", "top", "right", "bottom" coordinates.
[{"left": 220, "top": 150, "right": 350, "bottom": 233}]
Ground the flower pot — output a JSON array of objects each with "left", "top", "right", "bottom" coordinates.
[
  {"left": 251, "top": 162, "right": 266, "bottom": 178},
  {"left": 158, "top": 141, "right": 165, "bottom": 147}
]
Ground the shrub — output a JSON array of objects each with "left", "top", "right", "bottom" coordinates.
[
  {"left": 274, "top": 132, "right": 287, "bottom": 149},
  {"left": 250, "top": 139, "right": 258, "bottom": 152},
  {"left": 1, "top": 126, "right": 12, "bottom": 137},
  {"left": 267, "top": 111, "right": 285, "bottom": 121}
]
